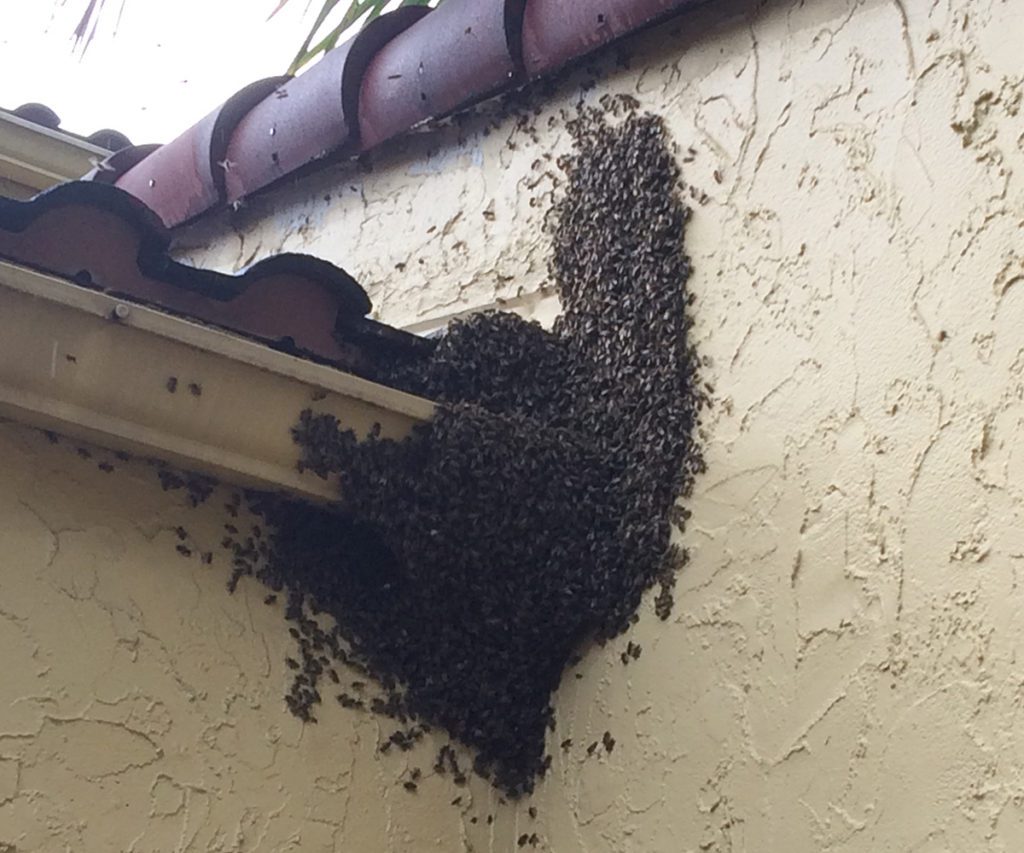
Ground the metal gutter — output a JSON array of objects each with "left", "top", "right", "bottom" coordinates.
[
  {"left": 0, "top": 259, "right": 435, "bottom": 502},
  {"left": 0, "top": 112, "right": 109, "bottom": 194}
]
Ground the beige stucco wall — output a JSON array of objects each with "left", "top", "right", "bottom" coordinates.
[
  {"left": 7, "top": 0, "right": 1024, "bottom": 849},
  {"left": 0, "top": 423, "right": 512, "bottom": 851}
]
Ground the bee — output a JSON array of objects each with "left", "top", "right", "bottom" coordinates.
[{"left": 158, "top": 470, "right": 184, "bottom": 491}]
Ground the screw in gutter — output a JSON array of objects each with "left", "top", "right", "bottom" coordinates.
[{"left": 112, "top": 303, "right": 131, "bottom": 322}]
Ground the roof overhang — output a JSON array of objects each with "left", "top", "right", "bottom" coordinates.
[
  {"left": 0, "top": 258, "right": 434, "bottom": 502},
  {"left": 92, "top": 0, "right": 707, "bottom": 228},
  {"left": 0, "top": 112, "right": 108, "bottom": 196}
]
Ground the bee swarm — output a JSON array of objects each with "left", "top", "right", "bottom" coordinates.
[{"left": 231, "top": 103, "right": 707, "bottom": 797}]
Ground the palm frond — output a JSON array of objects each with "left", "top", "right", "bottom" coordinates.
[
  {"left": 72, "top": 0, "right": 103, "bottom": 49},
  {"left": 280, "top": 0, "right": 439, "bottom": 75},
  {"left": 66, "top": 0, "right": 442, "bottom": 72}
]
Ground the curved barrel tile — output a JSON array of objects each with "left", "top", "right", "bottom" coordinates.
[
  {"left": 522, "top": 0, "right": 699, "bottom": 78},
  {"left": 113, "top": 77, "right": 288, "bottom": 226},
  {"left": 357, "top": 0, "right": 526, "bottom": 150},
  {"left": 224, "top": 8, "right": 430, "bottom": 204}
]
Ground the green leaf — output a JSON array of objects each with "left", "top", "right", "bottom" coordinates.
[
  {"left": 67, "top": 0, "right": 442, "bottom": 74},
  {"left": 284, "top": 0, "right": 442, "bottom": 75}
]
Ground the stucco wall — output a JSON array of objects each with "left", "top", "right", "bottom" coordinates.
[
  {"left": 0, "top": 422, "right": 507, "bottom": 851},
  {"left": 9, "top": 0, "right": 1024, "bottom": 849}
]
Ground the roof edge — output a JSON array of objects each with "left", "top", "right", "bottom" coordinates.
[
  {"left": 0, "top": 258, "right": 434, "bottom": 503},
  {"left": 0, "top": 182, "right": 397, "bottom": 367},
  {"left": 87, "top": 0, "right": 706, "bottom": 228},
  {"left": 0, "top": 111, "right": 111, "bottom": 194}
]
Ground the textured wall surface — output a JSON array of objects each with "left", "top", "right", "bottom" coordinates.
[
  {"left": 12, "top": 0, "right": 1024, "bottom": 849},
  {"left": 0, "top": 423, "right": 511, "bottom": 851}
]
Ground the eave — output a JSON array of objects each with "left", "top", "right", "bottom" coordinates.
[
  {"left": 0, "top": 112, "right": 108, "bottom": 195},
  {"left": 0, "top": 259, "right": 434, "bottom": 502}
]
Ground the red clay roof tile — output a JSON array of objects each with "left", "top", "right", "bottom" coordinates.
[
  {"left": 3, "top": 103, "right": 132, "bottom": 150},
  {"left": 0, "top": 182, "right": 428, "bottom": 370},
  {"left": 11, "top": 103, "right": 61, "bottom": 129},
  {"left": 522, "top": 0, "right": 702, "bottom": 77},
  {"left": 115, "top": 77, "right": 288, "bottom": 223},
  {"left": 357, "top": 0, "right": 526, "bottom": 150},
  {"left": 223, "top": 8, "right": 428, "bottom": 205},
  {"left": 84, "top": 144, "right": 162, "bottom": 185},
  {"left": 87, "top": 0, "right": 702, "bottom": 228}
]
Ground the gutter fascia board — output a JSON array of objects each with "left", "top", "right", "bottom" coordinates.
[
  {"left": 0, "top": 258, "right": 434, "bottom": 502},
  {"left": 0, "top": 112, "right": 110, "bottom": 192}
]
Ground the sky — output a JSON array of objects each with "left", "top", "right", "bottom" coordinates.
[{"left": 0, "top": 0, "right": 327, "bottom": 144}]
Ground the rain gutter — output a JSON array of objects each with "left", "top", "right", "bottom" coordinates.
[
  {"left": 0, "top": 112, "right": 109, "bottom": 196},
  {"left": 0, "top": 258, "right": 434, "bottom": 502}
]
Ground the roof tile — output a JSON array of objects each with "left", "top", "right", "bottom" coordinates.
[
  {"left": 12, "top": 103, "right": 61, "bottom": 129},
  {"left": 522, "top": 0, "right": 703, "bottom": 77},
  {"left": 358, "top": 0, "right": 526, "bottom": 150},
  {"left": 114, "top": 77, "right": 288, "bottom": 226},
  {"left": 86, "top": 128, "right": 133, "bottom": 151},
  {"left": 3, "top": 103, "right": 132, "bottom": 150},
  {"left": 223, "top": 8, "right": 429, "bottom": 205},
  {"left": 84, "top": 144, "right": 163, "bottom": 185},
  {"left": 79, "top": 0, "right": 703, "bottom": 227},
  {"left": 0, "top": 182, "right": 429, "bottom": 370}
]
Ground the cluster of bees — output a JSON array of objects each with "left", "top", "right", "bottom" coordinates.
[{"left": 215, "top": 103, "right": 707, "bottom": 798}]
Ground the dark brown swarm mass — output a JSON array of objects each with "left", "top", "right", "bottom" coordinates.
[{"left": 241, "top": 106, "right": 706, "bottom": 796}]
